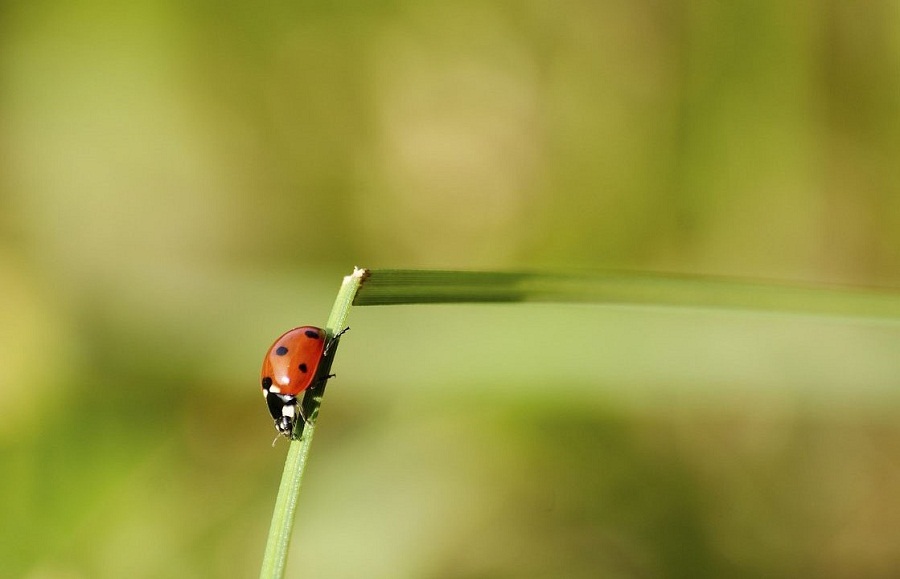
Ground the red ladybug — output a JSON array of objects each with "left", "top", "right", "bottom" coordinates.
[{"left": 260, "top": 326, "right": 346, "bottom": 438}]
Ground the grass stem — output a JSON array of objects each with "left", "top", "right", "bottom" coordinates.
[{"left": 259, "top": 267, "right": 368, "bottom": 579}]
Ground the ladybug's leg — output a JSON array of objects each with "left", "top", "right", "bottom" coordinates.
[
  {"left": 324, "top": 326, "right": 350, "bottom": 357},
  {"left": 312, "top": 373, "right": 336, "bottom": 388},
  {"left": 297, "top": 403, "right": 308, "bottom": 424}
]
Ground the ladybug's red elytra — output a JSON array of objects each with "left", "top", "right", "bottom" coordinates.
[{"left": 260, "top": 326, "right": 347, "bottom": 439}]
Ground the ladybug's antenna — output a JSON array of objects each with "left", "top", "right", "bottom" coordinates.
[{"left": 272, "top": 434, "right": 281, "bottom": 448}]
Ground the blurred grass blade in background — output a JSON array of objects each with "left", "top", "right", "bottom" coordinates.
[{"left": 355, "top": 269, "right": 900, "bottom": 321}]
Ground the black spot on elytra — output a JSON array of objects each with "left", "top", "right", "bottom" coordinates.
[
  {"left": 275, "top": 346, "right": 288, "bottom": 356},
  {"left": 304, "top": 329, "right": 319, "bottom": 339},
  {"left": 261, "top": 376, "right": 273, "bottom": 389},
  {"left": 298, "top": 363, "right": 308, "bottom": 373}
]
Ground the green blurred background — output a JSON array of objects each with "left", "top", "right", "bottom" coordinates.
[{"left": 2, "top": 2, "right": 900, "bottom": 577}]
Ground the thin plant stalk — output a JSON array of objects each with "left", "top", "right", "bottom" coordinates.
[{"left": 259, "top": 267, "right": 368, "bottom": 579}]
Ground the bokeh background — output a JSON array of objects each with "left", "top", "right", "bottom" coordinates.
[{"left": 2, "top": 2, "right": 900, "bottom": 577}]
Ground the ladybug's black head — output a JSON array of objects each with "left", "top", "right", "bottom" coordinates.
[
  {"left": 275, "top": 416, "right": 295, "bottom": 438},
  {"left": 266, "top": 390, "right": 299, "bottom": 439}
]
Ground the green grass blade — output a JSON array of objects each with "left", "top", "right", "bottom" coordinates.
[
  {"left": 259, "top": 267, "right": 367, "bottom": 579},
  {"left": 260, "top": 266, "right": 895, "bottom": 577},
  {"left": 355, "top": 269, "right": 900, "bottom": 320}
]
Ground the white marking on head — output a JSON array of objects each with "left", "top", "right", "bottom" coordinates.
[
  {"left": 282, "top": 405, "right": 296, "bottom": 418},
  {"left": 269, "top": 385, "right": 281, "bottom": 394}
]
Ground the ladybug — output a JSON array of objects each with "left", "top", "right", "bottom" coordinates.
[{"left": 260, "top": 326, "right": 347, "bottom": 439}]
